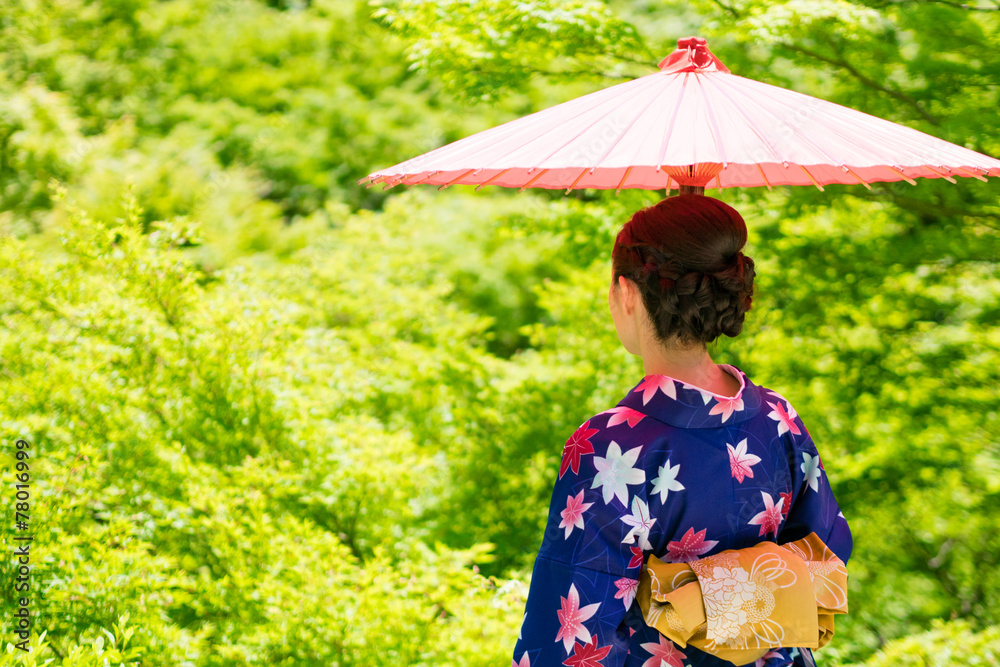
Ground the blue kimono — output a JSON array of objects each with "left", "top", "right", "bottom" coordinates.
[{"left": 512, "top": 363, "right": 853, "bottom": 667}]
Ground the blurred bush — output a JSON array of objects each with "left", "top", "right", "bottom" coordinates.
[{"left": 1, "top": 0, "right": 999, "bottom": 665}]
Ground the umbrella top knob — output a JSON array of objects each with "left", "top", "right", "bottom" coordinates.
[{"left": 659, "top": 36, "right": 731, "bottom": 75}]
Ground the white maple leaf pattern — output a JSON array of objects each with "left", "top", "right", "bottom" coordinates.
[
  {"left": 591, "top": 441, "right": 645, "bottom": 506},
  {"left": 650, "top": 458, "right": 685, "bottom": 503},
  {"left": 683, "top": 383, "right": 717, "bottom": 405},
  {"left": 801, "top": 451, "right": 822, "bottom": 492},
  {"left": 620, "top": 495, "right": 657, "bottom": 550}
]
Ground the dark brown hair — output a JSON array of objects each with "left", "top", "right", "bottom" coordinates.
[{"left": 611, "top": 194, "right": 755, "bottom": 347}]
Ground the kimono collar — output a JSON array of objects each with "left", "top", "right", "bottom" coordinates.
[{"left": 611, "top": 363, "right": 762, "bottom": 429}]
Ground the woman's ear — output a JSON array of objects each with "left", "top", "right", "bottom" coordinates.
[{"left": 617, "top": 276, "right": 635, "bottom": 316}]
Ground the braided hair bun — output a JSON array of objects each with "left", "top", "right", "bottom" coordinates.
[{"left": 611, "top": 194, "right": 756, "bottom": 346}]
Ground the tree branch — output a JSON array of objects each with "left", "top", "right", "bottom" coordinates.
[
  {"left": 708, "top": 0, "right": 742, "bottom": 17},
  {"left": 466, "top": 66, "right": 636, "bottom": 82},
  {"left": 850, "top": 186, "right": 1000, "bottom": 227},
  {"left": 906, "top": 0, "right": 999, "bottom": 10},
  {"left": 778, "top": 42, "right": 940, "bottom": 126}
]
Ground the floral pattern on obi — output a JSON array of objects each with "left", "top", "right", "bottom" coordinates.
[{"left": 637, "top": 532, "right": 848, "bottom": 666}]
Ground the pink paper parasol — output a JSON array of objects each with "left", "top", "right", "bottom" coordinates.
[{"left": 360, "top": 37, "right": 1000, "bottom": 195}]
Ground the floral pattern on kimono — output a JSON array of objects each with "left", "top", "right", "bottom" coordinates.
[{"left": 512, "top": 363, "right": 852, "bottom": 667}]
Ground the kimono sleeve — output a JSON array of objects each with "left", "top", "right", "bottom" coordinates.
[
  {"left": 779, "top": 410, "right": 854, "bottom": 566},
  {"left": 512, "top": 416, "right": 649, "bottom": 667}
]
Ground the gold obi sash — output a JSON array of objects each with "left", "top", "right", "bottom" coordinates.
[{"left": 636, "top": 532, "right": 848, "bottom": 665}]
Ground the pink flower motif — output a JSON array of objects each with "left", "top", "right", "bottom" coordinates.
[
  {"left": 709, "top": 394, "right": 745, "bottom": 423},
  {"left": 767, "top": 400, "right": 801, "bottom": 437},
  {"left": 765, "top": 389, "right": 791, "bottom": 404},
  {"left": 555, "top": 583, "right": 601, "bottom": 654},
  {"left": 613, "top": 577, "right": 639, "bottom": 609},
  {"left": 562, "top": 636, "right": 611, "bottom": 667},
  {"left": 779, "top": 490, "right": 793, "bottom": 518},
  {"left": 634, "top": 376, "right": 677, "bottom": 405},
  {"left": 665, "top": 527, "right": 719, "bottom": 563},
  {"left": 627, "top": 546, "right": 644, "bottom": 569},
  {"left": 560, "top": 420, "right": 598, "bottom": 479},
  {"left": 728, "top": 438, "right": 762, "bottom": 483},
  {"left": 748, "top": 491, "right": 785, "bottom": 537},
  {"left": 754, "top": 649, "right": 786, "bottom": 667},
  {"left": 513, "top": 652, "right": 531, "bottom": 667},
  {"left": 640, "top": 635, "right": 686, "bottom": 667},
  {"left": 559, "top": 490, "right": 594, "bottom": 539},
  {"left": 603, "top": 406, "right": 646, "bottom": 428}
]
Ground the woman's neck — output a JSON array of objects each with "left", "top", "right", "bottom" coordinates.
[{"left": 640, "top": 342, "right": 741, "bottom": 398}]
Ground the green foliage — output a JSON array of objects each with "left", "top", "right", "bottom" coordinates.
[
  {"left": 373, "top": 0, "right": 652, "bottom": 102},
  {"left": 846, "top": 618, "right": 1000, "bottom": 667},
  {"left": 2, "top": 0, "right": 1000, "bottom": 665}
]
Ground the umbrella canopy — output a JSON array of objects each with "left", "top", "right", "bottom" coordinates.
[{"left": 360, "top": 36, "right": 1000, "bottom": 194}]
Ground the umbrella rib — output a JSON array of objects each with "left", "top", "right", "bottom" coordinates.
[
  {"left": 524, "top": 73, "right": 667, "bottom": 172},
  {"left": 703, "top": 76, "right": 785, "bottom": 164},
  {"left": 762, "top": 81, "right": 985, "bottom": 171},
  {"left": 724, "top": 76, "right": 925, "bottom": 185},
  {"left": 615, "top": 167, "right": 634, "bottom": 195},
  {"left": 400, "top": 77, "right": 656, "bottom": 175},
  {"left": 725, "top": 76, "right": 887, "bottom": 171},
  {"left": 842, "top": 166, "right": 872, "bottom": 190},
  {"left": 726, "top": 76, "right": 901, "bottom": 166},
  {"left": 405, "top": 170, "right": 442, "bottom": 189},
  {"left": 755, "top": 102, "right": 840, "bottom": 165},
  {"left": 697, "top": 75, "right": 728, "bottom": 165},
  {"left": 755, "top": 164, "right": 773, "bottom": 191},
  {"left": 438, "top": 169, "right": 477, "bottom": 190},
  {"left": 474, "top": 168, "right": 512, "bottom": 190},
  {"left": 592, "top": 74, "right": 680, "bottom": 171},
  {"left": 486, "top": 80, "right": 649, "bottom": 166},
  {"left": 404, "top": 170, "right": 440, "bottom": 184},
  {"left": 925, "top": 165, "right": 957, "bottom": 183},
  {"left": 518, "top": 169, "right": 549, "bottom": 192},
  {"left": 810, "top": 110, "right": 929, "bottom": 167},
  {"left": 565, "top": 167, "right": 590, "bottom": 194},
  {"left": 799, "top": 165, "right": 825, "bottom": 191},
  {"left": 887, "top": 165, "right": 917, "bottom": 185},
  {"left": 382, "top": 175, "right": 407, "bottom": 190},
  {"left": 806, "top": 94, "right": 974, "bottom": 166},
  {"left": 657, "top": 73, "right": 689, "bottom": 169},
  {"left": 958, "top": 166, "right": 989, "bottom": 182}
]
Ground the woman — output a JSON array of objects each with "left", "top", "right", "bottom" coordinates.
[{"left": 511, "top": 195, "right": 853, "bottom": 667}]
